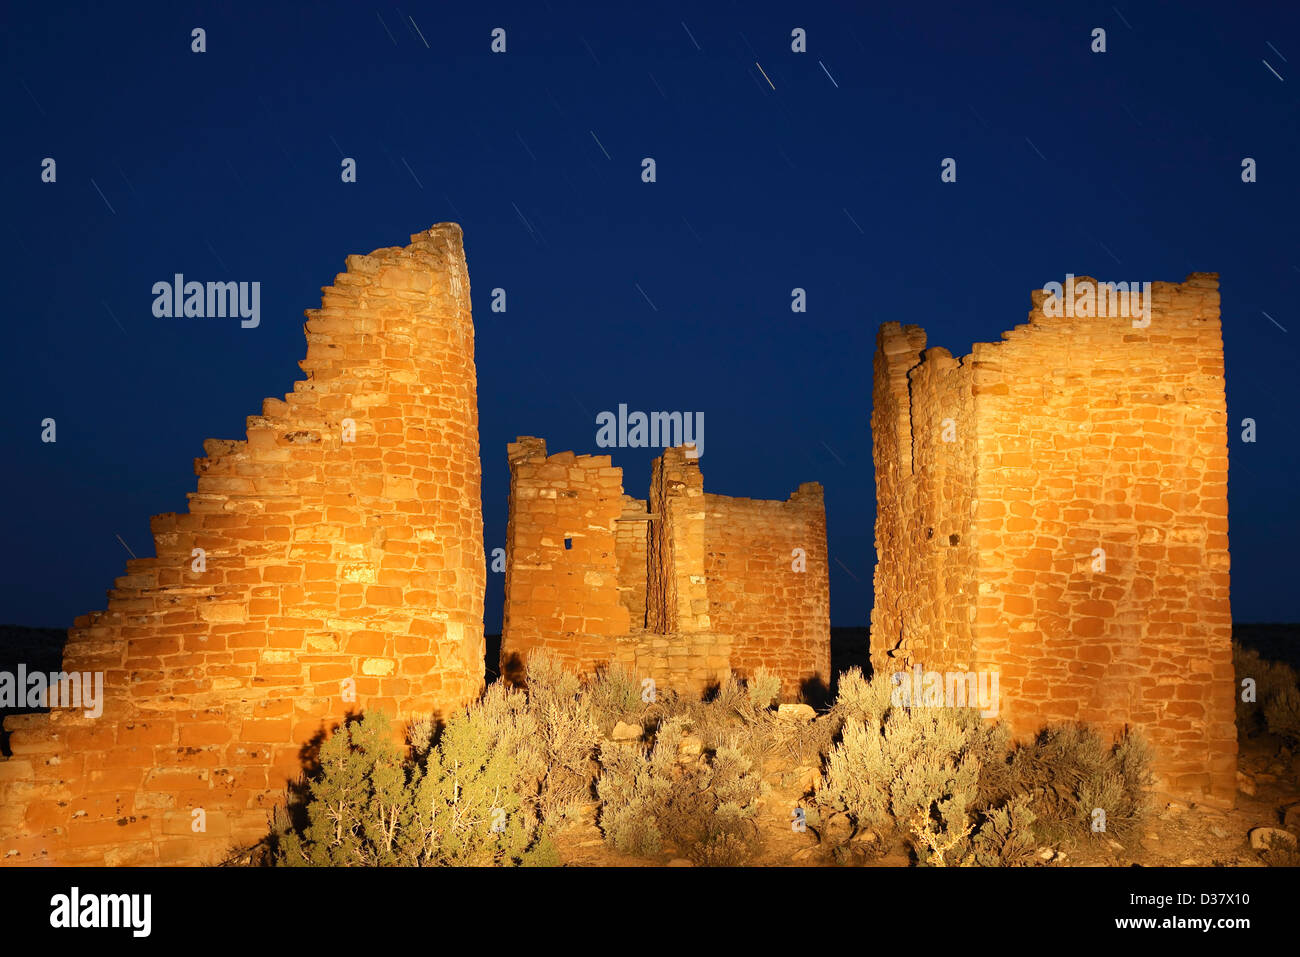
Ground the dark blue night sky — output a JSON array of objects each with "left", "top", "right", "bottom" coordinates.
[{"left": 3, "top": 1, "right": 1297, "bottom": 633}]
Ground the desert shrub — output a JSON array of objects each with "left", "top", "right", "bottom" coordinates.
[
  {"left": 278, "top": 690, "right": 555, "bottom": 867},
  {"left": 671, "top": 672, "right": 787, "bottom": 764},
  {"left": 971, "top": 798, "right": 1038, "bottom": 867},
  {"left": 700, "top": 673, "right": 754, "bottom": 725},
  {"left": 596, "top": 716, "right": 686, "bottom": 857},
  {"left": 791, "top": 666, "right": 890, "bottom": 769},
  {"left": 596, "top": 715, "right": 766, "bottom": 865},
  {"left": 590, "top": 660, "right": 650, "bottom": 728},
  {"left": 1264, "top": 686, "right": 1300, "bottom": 745},
  {"left": 692, "top": 743, "right": 766, "bottom": 866},
  {"left": 1233, "top": 646, "right": 1261, "bottom": 731},
  {"left": 829, "top": 666, "right": 892, "bottom": 727},
  {"left": 999, "top": 724, "right": 1153, "bottom": 844},
  {"left": 278, "top": 711, "right": 412, "bottom": 867},
  {"left": 815, "top": 670, "right": 1006, "bottom": 865},
  {"left": 524, "top": 650, "right": 602, "bottom": 822},
  {"left": 275, "top": 660, "right": 795, "bottom": 866},
  {"left": 691, "top": 831, "right": 754, "bottom": 867},
  {"left": 777, "top": 712, "right": 839, "bottom": 768},
  {"left": 1234, "top": 645, "right": 1300, "bottom": 742},
  {"left": 746, "top": 669, "right": 781, "bottom": 711},
  {"left": 403, "top": 683, "right": 552, "bottom": 866},
  {"left": 1259, "top": 832, "right": 1300, "bottom": 867}
]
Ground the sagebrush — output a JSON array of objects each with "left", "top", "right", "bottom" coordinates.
[
  {"left": 814, "top": 668, "right": 1154, "bottom": 865},
  {"left": 278, "top": 687, "right": 556, "bottom": 866}
]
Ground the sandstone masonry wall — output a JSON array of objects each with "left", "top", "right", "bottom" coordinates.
[
  {"left": 871, "top": 333, "right": 979, "bottom": 676},
  {"left": 869, "top": 273, "right": 1236, "bottom": 806},
  {"left": 0, "top": 224, "right": 486, "bottom": 865},
  {"left": 618, "top": 631, "right": 735, "bottom": 698},
  {"left": 648, "top": 448, "right": 710, "bottom": 635},
  {"left": 500, "top": 440, "right": 829, "bottom": 698},
  {"left": 613, "top": 494, "right": 650, "bottom": 633},
  {"left": 704, "top": 485, "right": 831, "bottom": 696},
  {"left": 500, "top": 438, "right": 630, "bottom": 680}
]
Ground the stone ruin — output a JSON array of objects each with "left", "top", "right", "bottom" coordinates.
[
  {"left": 498, "top": 438, "right": 831, "bottom": 698},
  {"left": 869, "top": 273, "right": 1236, "bottom": 807},
  {"left": 0, "top": 232, "right": 1238, "bottom": 867},
  {"left": 0, "top": 225, "right": 486, "bottom": 864}
]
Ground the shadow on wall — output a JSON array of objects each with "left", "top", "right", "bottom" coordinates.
[
  {"left": 798, "top": 675, "right": 833, "bottom": 710},
  {"left": 492, "top": 633, "right": 854, "bottom": 710}
]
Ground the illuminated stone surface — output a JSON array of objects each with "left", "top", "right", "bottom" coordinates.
[
  {"left": 869, "top": 273, "right": 1236, "bottom": 807},
  {"left": 1, "top": 225, "right": 485, "bottom": 864}
]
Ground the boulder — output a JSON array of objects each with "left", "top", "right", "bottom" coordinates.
[
  {"left": 777, "top": 703, "right": 816, "bottom": 723},
  {"left": 1249, "top": 826, "right": 1297, "bottom": 850},
  {"left": 822, "top": 812, "right": 852, "bottom": 846},
  {"left": 611, "top": 720, "right": 642, "bottom": 741},
  {"left": 678, "top": 735, "right": 703, "bottom": 762}
]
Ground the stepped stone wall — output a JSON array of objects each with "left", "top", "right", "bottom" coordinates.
[
  {"left": 869, "top": 273, "right": 1236, "bottom": 806},
  {"left": 0, "top": 224, "right": 486, "bottom": 865}
]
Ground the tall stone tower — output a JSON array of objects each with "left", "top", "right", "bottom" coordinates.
[
  {"left": 869, "top": 273, "right": 1236, "bottom": 807},
  {"left": 0, "top": 224, "right": 486, "bottom": 865}
]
